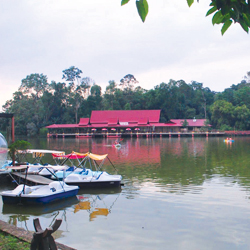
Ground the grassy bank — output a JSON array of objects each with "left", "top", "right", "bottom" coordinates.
[{"left": 0, "top": 231, "right": 30, "bottom": 250}]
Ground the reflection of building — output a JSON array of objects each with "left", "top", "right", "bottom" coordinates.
[{"left": 46, "top": 110, "right": 209, "bottom": 134}]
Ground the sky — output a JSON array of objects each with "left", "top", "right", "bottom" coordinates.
[{"left": 0, "top": 0, "right": 249, "bottom": 110}]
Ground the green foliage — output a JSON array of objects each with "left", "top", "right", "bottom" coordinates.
[
  {"left": 206, "top": 0, "right": 250, "bottom": 34},
  {"left": 187, "top": 0, "right": 194, "bottom": 7},
  {"left": 125, "top": 103, "right": 131, "bottom": 110},
  {"left": 62, "top": 66, "right": 82, "bottom": 83},
  {"left": 121, "top": 0, "right": 250, "bottom": 34},
  {"left": 121, "top": 0, "right": 148, "bottom": 22},
  {"left": 39, "top": 127, "right": 49, "bottom": 137},
  {"left": 120, "top": 74, "right": 138, "bottom": 90},
  {"left": 8, "top": 140, "right": 31, "bottom": 163},
  {"left": 220, "top": 124, "right": 233, "bottom": 131},
  {"left": 210, "top": 95, "right": 250, "bottom": 130},
  {"left": 3, "top": 67, "right": 250, "bottom": 135},
  {"left": 136, "top": 0, "right": 148, "bottom": 22},
  {"left": 26, "top": 122, "right": 37, "bottom": 137},
  {"left": 19, "top": 73, "right": 49, "bottom": 99},
  {"left": 0, "top": 231, "right": 30, "bottom": 250},
  {"left": 181, "top": 119, "right": 189, "bottom": 127},
  {"left": 121, "top": 0, "right": 130, "bottom": 6}
]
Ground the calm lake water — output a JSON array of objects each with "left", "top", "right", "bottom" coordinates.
[{"left": 1, "top": 136, "right": 250, "bottom": 250}]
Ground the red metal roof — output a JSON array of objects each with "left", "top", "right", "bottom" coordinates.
[
  {"left": 169, "top": 119, "right": 208, "bottom": 127},
  {"left": 45, "top": 111, "right": 209, "bottom": 129},
  {"left": 46, "top": 124, "right": 79, "bottom": 129},
  {"left": 108, "top": 118, "right": 118, "bottom": 125},
  {"left": 138, "top": 117, "right": 148, "bottom": 125},
  {"left": 90, "top": 110, "right": 161, "bottom": 124},
  {"left": 79, "top": 118, "right": 90, "bottom": 126}
]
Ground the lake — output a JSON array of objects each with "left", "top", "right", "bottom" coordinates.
[{"left": 1, "top": 136, "right": 250, "bottom": 250}]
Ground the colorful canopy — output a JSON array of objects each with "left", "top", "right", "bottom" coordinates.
[
  {"left": 52, "top": 152, "right": 87, "bottom": 159},
  {"left": 73, "top": 152, "right": 108, "bottom": 161},
  {"left": 17, "top": 149, "right": 65, "bottom": 159}
]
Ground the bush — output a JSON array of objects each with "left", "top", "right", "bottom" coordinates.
[
  {"left": 39, "top": 127, "right": 49, "bottom": 137},
  {"left": 220, "top": 124, "right": 233, "bottom": 131},
  {"left": 26, "top": 122, "right": 37, "bottom": 137}
]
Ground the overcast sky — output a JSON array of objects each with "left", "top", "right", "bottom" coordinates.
[{"left": 0, "top": 0, "right": 249, "bottom": 110}]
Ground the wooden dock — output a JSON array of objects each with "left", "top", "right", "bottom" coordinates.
[
  {"left": 11, "top": 172, "right": 53, "bottom": 185},
  {"left": 47, "top": 131, "right": 226, "bottom": 138}
]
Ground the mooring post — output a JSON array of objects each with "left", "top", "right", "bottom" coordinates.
[{"left": 30, "top": 218, "right": 62, "bottom": 250}]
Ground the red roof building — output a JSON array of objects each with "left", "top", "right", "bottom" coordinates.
[{"left": 46, "top": 110, "right": 209, "bottom": 133}]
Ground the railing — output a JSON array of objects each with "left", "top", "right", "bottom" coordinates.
[
  {"left": 225, "top": 131, "right": 250, "bottom": 135},
  {"left": 47, "top": 131, "right": 226, "bottom": 138}
]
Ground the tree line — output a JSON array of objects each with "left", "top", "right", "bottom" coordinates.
[{"left": 1, "top": 66, "right": 250, "bottom": 136}]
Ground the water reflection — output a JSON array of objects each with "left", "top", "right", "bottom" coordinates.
[
  {"left": 75, "top": 189, "right": 121, "bottom": 221},
  {"left": 2, "top": 196, "right": 79, "bottom": 216},
  {"left": 1, "top": 187, "right": 121, "bottom": 230},
  {"left": 5, "top": 136, "right": 250, "bottom": 249},
  {"left": 26, "top": 137, "right": 250, "bottom": 194}
]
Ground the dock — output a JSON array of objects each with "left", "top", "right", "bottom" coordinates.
[
  {"left": 48, "top": 131, "right": 226, "bottom": 139},
  {"left": 11, "top": 172, "right": 53, "bottom": 185}
]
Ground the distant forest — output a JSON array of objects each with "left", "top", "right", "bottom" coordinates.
[{"left": 1, "top": 66, "right": 250, "bottom": 137}]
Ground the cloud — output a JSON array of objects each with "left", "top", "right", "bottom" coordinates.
[{"left": 0, "top": 0, "right": 249, "bottom": 108}]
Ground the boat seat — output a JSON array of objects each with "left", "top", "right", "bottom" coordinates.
[
  {"left": 49, "top": 181, "right": 63, "bottom": 191},
  {"left": 23, "top": 186, "right": 32, "bottom": 194},
  {"left": 67, "top": 166, "right": 75, "bottom": 172},
  {"left": 80, "top": 170, "right": 89, "bottom": 175},
  {"left": 11, "top": 185, "right": 32, "bottom": 195}
]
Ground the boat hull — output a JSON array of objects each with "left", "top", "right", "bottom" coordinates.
[
  {"left": 66, "top": 180, "right": 121, "bottom": 189},
  {"left": 2, "top": 189, "right": 79, "bottom": 205}
]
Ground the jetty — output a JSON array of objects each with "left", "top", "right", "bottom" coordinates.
[
  {"left": 11, "top": 172, "right": 53, "bottom": 185},
  {"left": 47, "top": 131, "right": 226, "bottom": 139}
]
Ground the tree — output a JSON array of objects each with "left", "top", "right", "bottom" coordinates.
[
  {"left": 121, "top": 0, "right": 250, "bottom": 35},
  {"left": 210, "top": 100, "right": 235, "bottom": 130},
  {"left": 234, "top": 86, "right": 250, "bottom": 108},
  {"left": 120, "top": 74, "right": 138, "bottom": 90},
  {"left": 243, "top": 71, "right": 250, "bottom": 83},
  {"left": 124, "top": 103, "right": 131, "bottom": 110},
  {"left": 62, "top": 66, "right": 94, "bottom": 123},
  {"left": 80, "top": 77, "right": 95, "bottom": 98},
  {"left": 8, "top": 140, "right": 31, "bottom": 165},
  {"left": 234, "top": 105, "right": 250, "bottom": 130},
  {"left": 181, "top": 119, "right": 189, "bottom": 127},
  {"left": 19, "top": 74, "right": 49, "bottom": 99},
  {"left": 62, "top": 66, "right": 82, "bottom": 83}
]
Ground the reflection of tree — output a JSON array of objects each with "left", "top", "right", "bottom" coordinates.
[
  {"left": 106, "top": 138, "right": 250, "bottom": 195},
  {"left": 8, "top": 215, "right": 29, "bottom": 230}
]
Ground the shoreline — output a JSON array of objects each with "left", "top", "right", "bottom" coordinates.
[{"left": 0, "top": 219, "right": 76, "bottom": 250}]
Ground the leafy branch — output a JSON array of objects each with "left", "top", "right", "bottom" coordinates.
[{"left": 121, "top": 0, "right": 250, "bottom": 35}]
